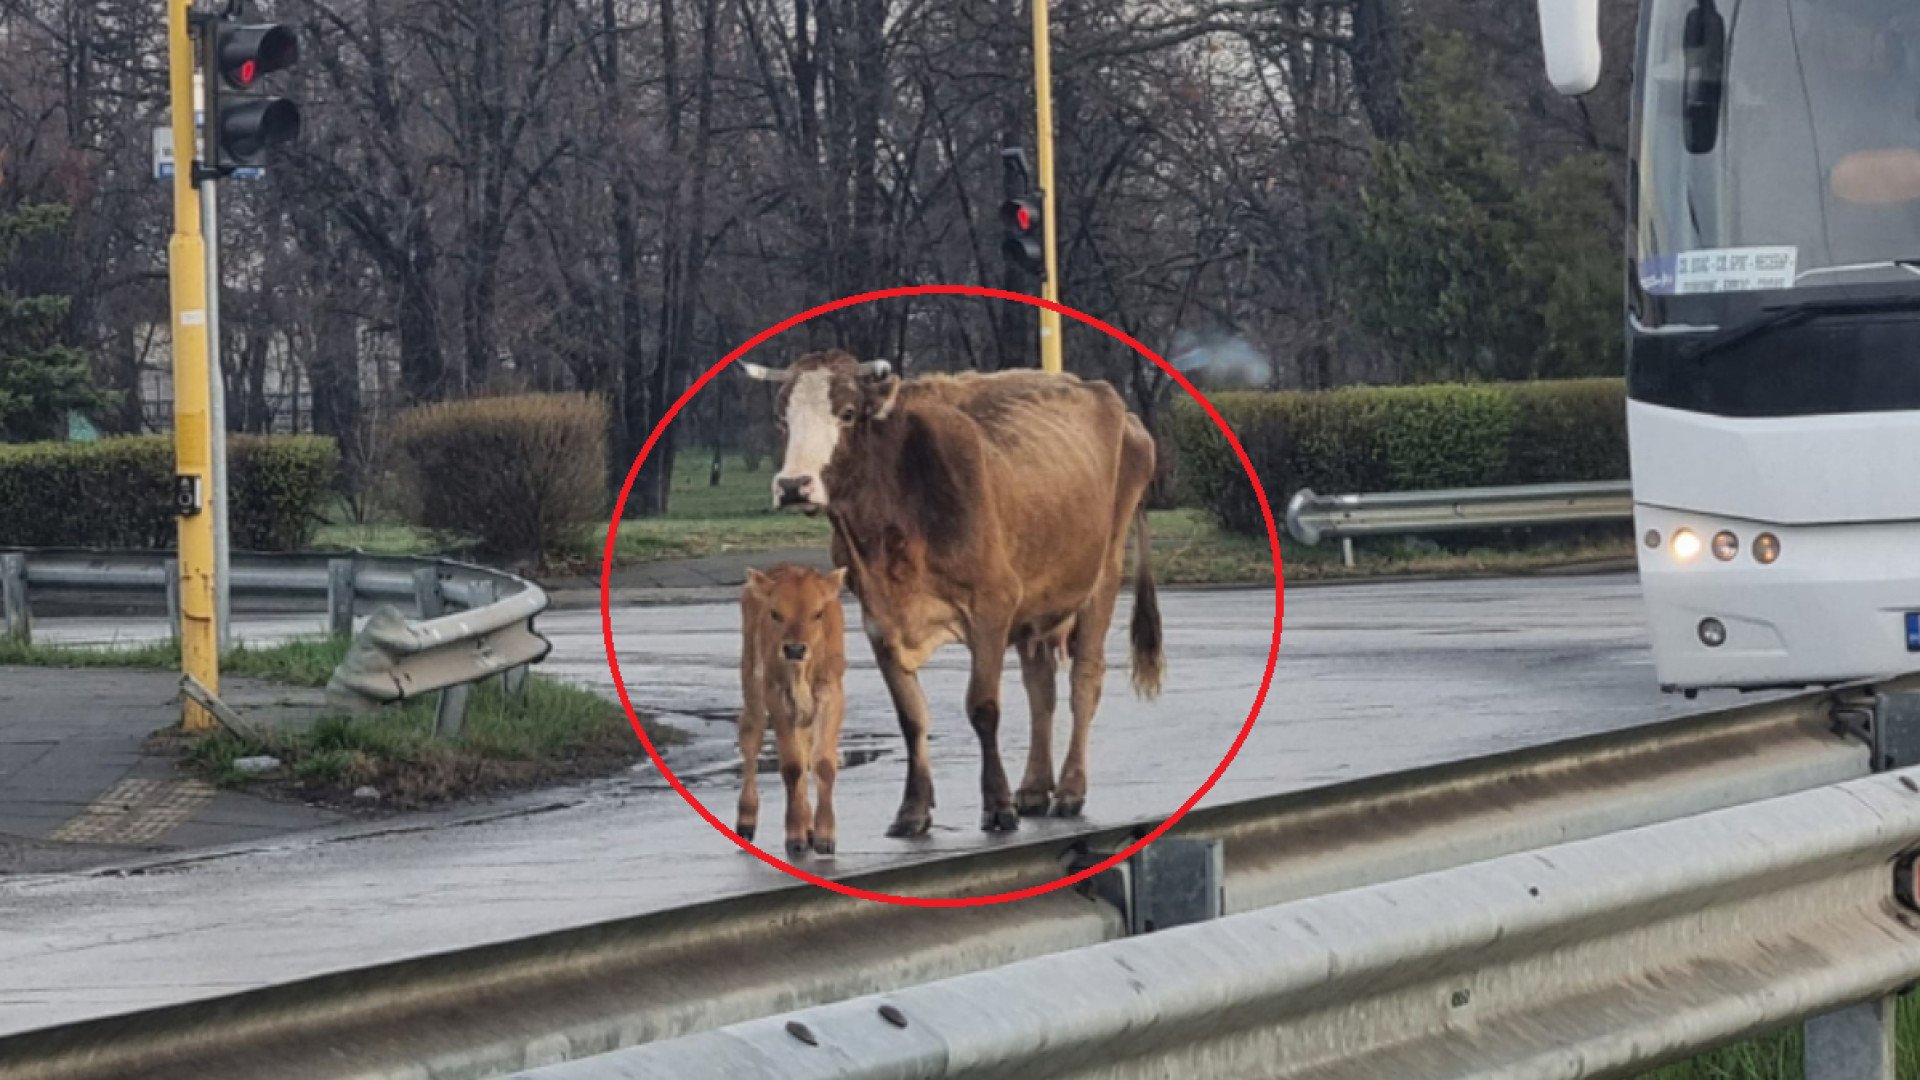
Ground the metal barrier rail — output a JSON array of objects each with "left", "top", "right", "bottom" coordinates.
[
  {"left": 1285, "top": 480, "right": 1633, "bottom": 564},
  {"left": 0, "top": 677, "right": 1897, "bottom": 1080},
  {"left": 0, "top": 548, "right": 552, "bottom": 733},
  {"left": 536, "top": 764, "right": 1920, "bottom": 1080}
]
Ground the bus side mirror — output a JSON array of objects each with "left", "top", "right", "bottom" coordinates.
[
  {"left": 1538, "top": 0, "right": 1602, "bottom": 96},
  {"left": 1683, "top": 0, "right": 1727, "bottom": 154}
]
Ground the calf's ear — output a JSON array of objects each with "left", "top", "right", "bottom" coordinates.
[
  {"left": 745, "top": 567, "right": 774, "bottom": 600},
  {"left": 827, "top": 567, "right": 848, "bottom": 592}
]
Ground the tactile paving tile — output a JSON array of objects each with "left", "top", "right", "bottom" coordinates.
[{"left": 47, "top": 777, "right": 215, "bottom": 845}]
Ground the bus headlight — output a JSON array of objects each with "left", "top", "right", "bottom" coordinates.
[
  {"left": 1753, "top": 533, "right": 1780, "bottom": 564},
  {"left": 1671, "top": 528, "right": 1703, "bottom": 562},
  {"left": 1712, "top": 531, "right": 1739, "bottom": 561},
  {"left": 1699, "top": 618, "right": 1727, "bottom": 647}
]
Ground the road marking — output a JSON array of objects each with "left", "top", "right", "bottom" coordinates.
[{"left": 48, "top": 778, "right": 215, "bottom": 845}]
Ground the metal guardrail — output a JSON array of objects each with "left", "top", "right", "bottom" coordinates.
[
  {"left": 539, "top": 763, "right": 1920, "bottom": 1080},
  {"left": 0, "top": 676, "right": 1895, "bottom": 1080},
  {"left": 0, "top": 548, "right": 552, "bottom": 734},
  {"left": 1285, "top": 480, "right": 1633, "bottom": 564}
]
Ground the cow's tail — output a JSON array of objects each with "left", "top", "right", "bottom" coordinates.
[{"left": 1129, "top": 503, "right": 1164, "bottom": 700}]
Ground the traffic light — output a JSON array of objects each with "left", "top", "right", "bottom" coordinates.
[
  {"left": 197, "top": 10, "right": 301, "bottom": 178},
  {"left": 1001, "top": 193, "right": 1045, "bottom": 279}
]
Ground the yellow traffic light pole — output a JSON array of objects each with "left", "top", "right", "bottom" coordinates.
[
  {"left": 1030, "top": 0, "right": 1063, "bottom": 374},
  {"left": 167, "top": 0, "right": 221, "bottom": 732}
]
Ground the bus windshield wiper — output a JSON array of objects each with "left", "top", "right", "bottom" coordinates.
[{"left": 1684, "top": 293, "right": 1920, "bottom": 364}]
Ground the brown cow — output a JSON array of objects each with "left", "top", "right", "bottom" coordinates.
[
  {"left": 742, "top": 349, "right": 1162, "bottom": 837},
  {"left": 737, "top": 564, "right": 850, "bottom": 858}
]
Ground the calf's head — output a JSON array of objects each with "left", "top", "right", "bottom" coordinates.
[
  {"left": 740, "top": 349, "right": 899, "bottom": 511},
  {"left": 747, "top": 565, "right": 848, "bottom": 667}
]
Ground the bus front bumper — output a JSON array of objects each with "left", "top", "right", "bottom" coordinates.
[{"left": 1635, "top": 505, "right": 1920, "bottom": 692}]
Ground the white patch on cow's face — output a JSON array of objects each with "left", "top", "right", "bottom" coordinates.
[{"left": 772, "top": 371, "right": 840, "bottom": 510}]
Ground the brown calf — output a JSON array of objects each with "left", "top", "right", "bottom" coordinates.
[{"left": 736, "top": 564, "right": 850, "bottom": 858}]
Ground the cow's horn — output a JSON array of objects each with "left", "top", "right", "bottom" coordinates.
[
  {"left": 859, "top": 360, "right": 893, "bottom": 381},
  {"left": 739, "top": 362, "right": 789, "bottom": 383}
]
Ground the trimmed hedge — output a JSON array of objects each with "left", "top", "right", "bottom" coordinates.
[
  {"left": 1167, "top": 379, "right": 1626, "bottom": 535},
  {"left": 0, "top": 435, "right": 340, "bottom": 550},
  {"left": 393, "top": 393, "right": 608, "bottom": 568}
]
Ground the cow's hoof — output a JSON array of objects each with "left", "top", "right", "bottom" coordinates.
[
  {"left": 1014, "top": 789, "right": 1052, "bottom": 816},
  {"left": 785, "top": 840, "right": 810, "bottom": 859},
  {"left": 1050, "top": 797, "right": 1085, "bottom": 818},
  {"left": 886, "top": 814, "right": 931, "bottom": 839},
  {"left": 813, "top": 838, "right": 837, "bottom": 856},
  {"left": 981, "top": 807, "right": 1021, "bottom": 833},
  {"left": 737, "top": 825, "right": 755, "bottom": 843}
]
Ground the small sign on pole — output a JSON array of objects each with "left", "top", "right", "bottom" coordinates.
[{"left": 152, "top": 123, "right": 264, "bottom": 181}]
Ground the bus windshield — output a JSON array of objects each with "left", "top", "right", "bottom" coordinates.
[{"left": 1633, "top": 0, "right": 1920, "bottom": 325}]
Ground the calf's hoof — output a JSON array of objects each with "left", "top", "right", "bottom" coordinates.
[
  {"left": 785, "top": 839, "right": 810, "bottom": 860},
  {"left": 813, "top": 837, "right": 837, "bottom": 856},
  {"left": 1050, "top": 797, "right": 1085, "bottom": 818},
  {"left": 981, "top": 807, "right": 1021, "bottom": 833},
  {"left": 1014, "top": 788, "right": 1052, "bottom": 816},
  {"left": 736, "top": 825, "right": 755, "bottom": 843},
  {"left": 886, "top": 813, "right": 931, "bottom": 839}
]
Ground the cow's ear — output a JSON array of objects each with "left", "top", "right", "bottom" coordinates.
[
  {"left": 745, "top": 567, "right": 773, "bottom": 599},
  {"left": 861, "top": 361, "right": 900, "bottom": 421},
  {"left": 827, "top": 567, "right": 848, "bottom": 592}
]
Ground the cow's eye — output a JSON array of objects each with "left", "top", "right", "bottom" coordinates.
[
  {"left": 769, "top": 611, "right": 783, "bottom": 623},
  {"left": 839, "top": 407, "right": 856, "bottom": 424},
  {"left": 814, "top": 608, "right": 825, "bottom": 621}
]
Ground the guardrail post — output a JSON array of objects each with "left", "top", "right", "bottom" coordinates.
[
  {"left": 1341, "top": 537, "right": 1355, "bottom": 568},
  {"left": 163, "top": 558, "right": 180, "bottom": 643},
  {"left": 1805, "top": 997, "right": 1896, "bottom": 1080},
  {"left": 503, "top": 665, "right": 529, "bottom": 696},
  {"left": 1, "top": 553, "right": 28, "bottom": 643},
  {"left": 411, "top": 568, "right": 472, "bottom": 737},
  {"left": 435, "top": 683, "right": 473, "bottom": 738},
  {"left": 327, "top": 559, "right": 356, "bottom": 638},
  {"left": 412, "top": 567, "right": 445, "bottom": 619}
]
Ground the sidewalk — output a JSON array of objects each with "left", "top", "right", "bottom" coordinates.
[{"left": 0, "top": 667, "right": 345, "bottom": 875}]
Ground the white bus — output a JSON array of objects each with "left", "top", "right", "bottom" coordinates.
[{"left": 1538, "top": 0, "right": 1920, "bottom": 695}]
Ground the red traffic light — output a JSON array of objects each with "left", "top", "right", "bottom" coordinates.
[
  {"left": 999, "top": 195, "right": 1046, "bottom": 277},
  {"left": 216, "top": 24, "right": 299, "bottom": 89},
  {"left": 1000, "top": 195, "right": 1043, "bottom": 233}
]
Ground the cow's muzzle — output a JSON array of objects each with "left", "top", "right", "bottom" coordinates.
[
  {"left": 774, "top": 475, "right": 821, "bottom": 510},
  {"left": 782, "top": 642, "right": 808, "bottom": 661}
]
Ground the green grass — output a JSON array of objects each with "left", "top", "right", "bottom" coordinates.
[
  {"left": 1, "top": 634, "right": 676, "bottom": 807},
  {"left": 313, "top": 520, "right": 436, "bottom": 555},
  {"left": 1635, "top": 995, "right": 1920, "bottom": 1078},
  {"left": 0, "top": 635, "right": 369, "bottom": 688},
  {"left": 321, "top": 450, "right": 1631, "bottom": 585},
  {"left": 185, "top": 670, "right": 668, "bottom": 805},
  {"left": 611, "top": 451, "right": 828, "bottom": 561},
  {"left": 0, "top": 636, "right": 182, "bottom": 669}
]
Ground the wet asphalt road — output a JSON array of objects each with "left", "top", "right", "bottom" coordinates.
[{"left": 0, "top": 572, "right": 1725, "bottom": 1035}]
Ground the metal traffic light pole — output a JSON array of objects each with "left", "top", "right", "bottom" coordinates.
[
  {"left": 192, "top": 61, "right": 232, "bottom": 652},
  {"left": 165, "top": 0, "right": 223, "bottom": 731},
  {"left": 203, "top": 165, "right": 231, "bottom": 651},
  {"left": 194, "top": 4, "right": 301, "bottom": 652},
  {"left": 1029, "top": 0, "right": 1063, "bottom": 374}
]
